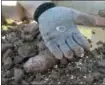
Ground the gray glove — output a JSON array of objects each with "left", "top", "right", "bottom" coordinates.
[{"left": 38, "top": 7, "right": 90, "bottom": 60}]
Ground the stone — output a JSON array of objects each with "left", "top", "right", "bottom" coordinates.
[
  {"left": 21, "top": 23, "right": 39, "bottom": 41},
  {"left": 21, "top": 80, "right": 29, "bottom": 85},
  {"left": 92, "top": 72, "right": 101, "bottom": 80},
  {"left": 4, "top": 70, "right": 14, "bottom": 78},
  {"left": 14, "top": 40, "right": 23, "bottom": 47},
  {"left": 96, "top": 60, "right": 105, "bottom": 67},
  {"left": 7, "top": 32, "right": 19, "bottom": 42},
  {"left": 14, "top": 68, "right": 24, "bottom": 82},
  {"left": 67, "top": 64, "right": 76, "bottom": 72},
  {"left": 24, "top": 50, "right": 58, "bottom": 73},
  {"left": 18, "top": 44, "right": 37, "bottom": 58},
  {"left": 1, "top": 77, "right": 9, "bottom": 85},
  {"left": 3, "top": 57, "right": 12, "bottom": 69},
  {"left": 14, "top": 56, "right": 23, "bottom": 64},
  {"left": 85, "top": 75, "right": 94, "bottom": 83},
  {"left": 98, "top": 68, "right": 105, "bottom": 74},
  {"left": 1, "top": 43, "right": 13, "bottom": 53},
  {"left": 2, "top": 49, "right": 13, "bottom": 63},
  {"left": 80, "top": 66, "right": 88, "bottom": 73},
  {"left": 102, "top": 78, "right": 105, "bottom": 85}
]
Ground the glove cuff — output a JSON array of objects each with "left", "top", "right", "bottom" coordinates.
[{"left": 34, "top": 2, "right": 56, "bottom": 22}]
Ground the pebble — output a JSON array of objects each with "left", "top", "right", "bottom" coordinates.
[
  {"left": 21, "top": 23, "right": 39, "bottom": 41},
  {"left": 85, "top": 75, "right": 94, "bottom": 83},
  {"left": 92, "top": 72, "right": 101, "bottom": 80},
  {"left": 2, "top": 49, "right": 13, "bottom": 63},
  {"left": 98, "top": 68, "right": 105, "bottom": 73},
  {"left": 21, "top": 80, "right": 29, "bottom": 85},
  {"left": 5, "top": 70, "right": 13, "bottom": 78},
  {"left": 80, "top": 66, "right": 88, "bottom": 73},
  {"left": 14, "top": 68, "right": 24, "bottom": 82},
  {"left": 7, "top": 32, "right": 19, "bottom": 43},
  {"left": 2, "top": 77, "right": 9, "bottom": 85},
  {"left": 4, "top": 57, "right": 12, "bottom": 69},
  {"left": 35, "top": 74, "right": 42, "bottom": 81},
  {"left": 70, "top": 75, "right": 74, "bottom": 79},
  {"left": 102, "top": 78, "right": 105, "bottom": 85},
  {"left": 1, "top": 43, "right": 13, "bottom": 53},
  {"left": 97, "top": 60, "right": 105, "bottom": 67},
  {"left": 14, "top": 56, "right": 23, "bottom": 64},
  {"left": 67, "top": 65, "right": 75, "bottom": 72},
  {"left": 18, "top": 44, "right": 36, "bottom": 58}
]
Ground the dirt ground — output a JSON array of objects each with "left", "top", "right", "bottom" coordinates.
[{"left": 1, "top": 23, "right": 105, "bottom": 85}]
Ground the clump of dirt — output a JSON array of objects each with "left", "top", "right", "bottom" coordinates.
[{"left": 1, "top": 23, "right": 105, "bottom": 85}]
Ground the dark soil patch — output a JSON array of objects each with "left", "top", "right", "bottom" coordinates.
[{"left": 1, "top": 23, "right": 105, "bottom": 85}]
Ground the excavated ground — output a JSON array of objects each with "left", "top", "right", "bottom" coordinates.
[{"left": 1, "top": 23, "right": 105, "bottom": 85}]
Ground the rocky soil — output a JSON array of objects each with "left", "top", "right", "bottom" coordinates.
[{"left": 1, "top": 22, "right": 105, "bottom": 85}]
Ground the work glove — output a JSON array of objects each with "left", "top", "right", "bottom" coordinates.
[{"left": 38, "top": 7, "right": 90, "bottom": 60}]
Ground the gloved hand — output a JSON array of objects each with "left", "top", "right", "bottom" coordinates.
[{"left": 37, "top": 7, "right": 90, "bottom": 60}]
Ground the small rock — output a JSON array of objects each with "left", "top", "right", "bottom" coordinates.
[
  {"left": 1, "top": 77, "right": 9, "bottom": 85},
  {"left": 18, "top": 44, "right": 37, "bottom": 58},
  {"left": 102, "top": 78, "right": 105, "bottom": 85},
  {"left": 87, "top": 63, "right": 93, "bottom": 69},
  {"left": 2, "top": 49, "right": 13, "bottom": 63},
  {"left": 7, "top": 32, "right": 19, "bottom": 43},
  {"left": 53, "top": 65, "right": 58, "bottom": 69},
  {"left": 27, "top": 75, "right": 34, "bottom": 82},
  {"left": 92, "top": 72, "right": 101, "bottom": 80},
  {"left": 1, "top": 43, "right": 13, "bottom": 53},
  {"left": 21, "top": 23, "right": 39, "bottom": 41},
  {"left": 67, "top": 65, "right": 76, "bottom": 72},
  {"left": 5, "top": 70, "right": 14, "bottom": 78},
  {"left": 50, "top": 72, "right": 59, "bottom": 80},
  {"left": 70, "top": 79, "right": 78, "bottom": 84},
  {"left": 98, "top": 68, "right": 105, "bottom": 73},
  {"left": 24, "top": 50, "right": 58, "bottom": 73},
  {"left": 21, "top": 80, "right": 29, "bottom": 85},
  {"left": 14, "top": 56, "right": 23, "bottom": 64},
  {"left": 91, "top": 50, "right": 99, "bottom": 56},
  {"left": 3, "top": 57, "right": 12, "bottom": 69},
  {"left": 85, "top": 75, "right": 94, "bottom": 83},
  {"left": 35, "top": 74, "right": 42, "bottom": 81},
  {"left": 80, "top": 66, "right": 88, "bottom": 73},
  {"left": 14, "top": 68, "right": 24, "bottom": 82},
  {"left": 14, "top": 40, "right": 23, "bottom": 47},
  {"left": 96, "top": 60, "right": 105, "bottom": 67},
  {"left": 2, "top": 36, "right": 6, "bottom": 40}
]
